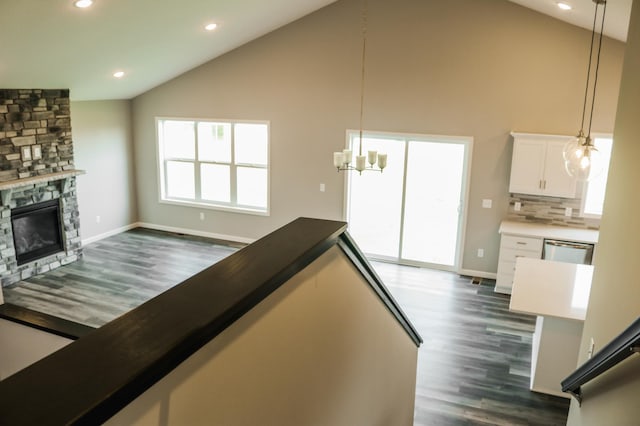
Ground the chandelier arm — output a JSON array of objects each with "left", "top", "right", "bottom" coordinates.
[
  {"left": 358, "top": 0, "right": 368, "bottom": 157},
  {"left": 579, "top": 0, "right": 600, "bottom": 134},
  {"left": 587, "top": 0, "right": 607, "bottom": 141}
]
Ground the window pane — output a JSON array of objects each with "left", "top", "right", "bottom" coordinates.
[
  {"left": 162, "top": 121, "right": 195, "bottom": 160},
  {"left": 402, "top": 141, "right": 464, "bottom": 266},
  {"left": 201, "top": 164, "right": 231, "bottom": 203},
  {"left": 237, "top": 167, "right": 267, "bottom": 208},
  {"left": 166, "top": 161, "right": 195, "bottom": 199},
  {"left": 235, "top": 123, "right": 268, "bottom": 165},
  {"left": 198, "top": 122, "right": 231, "bottom": 163},
  {"left": 583, "top": 137, "right": 613, "bottom": 216},
  {"left": 347, "top": 136, "right": 405, "bottom": 258}
]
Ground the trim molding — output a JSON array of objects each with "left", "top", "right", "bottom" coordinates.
[
  {"left": 81, "top": 222, "right": 255, "bottom": 246},
  {"left": 81, "top": 223, "right": 139, "bottom": 246},
  {"left": 136, "top": 222, "right": 256, "bottom": 245}
]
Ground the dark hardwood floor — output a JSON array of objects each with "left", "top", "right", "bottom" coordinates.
[
  {"left": 373, "top": 262, "right": 570, "bottom": 425},
  {"left": 1, "top": 228, "right": 569, "bottom": 424},
  {"left": 2, "top": 228, "right": 242, "bottom": 327}
]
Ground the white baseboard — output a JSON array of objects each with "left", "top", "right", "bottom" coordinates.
[
  {"left": 81, "top": 222, "right": 255, "bottom": 246},
  {"left": 458, "top": 269, "right": 497, "bottom": 280},
  {"left": 136, "top": 222, "right": 256, "bottom": 245},
  {"left": 81, "top": 223, "right": 139, "bottom": 246}
]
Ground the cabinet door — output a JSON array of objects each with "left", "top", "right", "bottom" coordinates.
[
  {"left": 509, "top": 139, "right": 545, "bottom": 195},
  {"left": 542, "top": 140, "right": 577, "bottom": 198}
]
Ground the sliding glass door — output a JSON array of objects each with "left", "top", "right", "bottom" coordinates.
[{"left": 346, "top": 131, "right": 472, "bottom": 271}]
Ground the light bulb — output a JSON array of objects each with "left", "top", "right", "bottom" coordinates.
[
  {"left": 563, "top": 131, "right": 586, "bottom": 161},
  {"left": 74, "top": 0, "right": 93, "bottom": 8},
  {"left": 565, "top": 144, "right": 604, "bottom": 181}
]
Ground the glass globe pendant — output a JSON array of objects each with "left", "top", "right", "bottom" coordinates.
[
  {"left": 564, "top": 136, "right": 604, "bottom": 181},
  {"left": 565, "top": 0, "right": 607, "bottom": 182},
  {"left": 563, "top": 129, "right": 587, "bottom": 161}
]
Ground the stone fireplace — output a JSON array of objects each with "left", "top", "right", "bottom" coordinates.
[{"left": 0, "top": 89, "right": 83, "bottom": 287}]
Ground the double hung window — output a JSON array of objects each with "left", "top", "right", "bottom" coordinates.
[{"left": 157, "top": 118, "right": 269, "bottom": 214}]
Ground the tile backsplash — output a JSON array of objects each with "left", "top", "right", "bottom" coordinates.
[{"left": 507, "top": 191, "right": 600, "bottom": 230}]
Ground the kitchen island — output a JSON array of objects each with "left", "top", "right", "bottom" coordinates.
[{"left": 509, "top": 257, "right": 593, "bottom": 397}]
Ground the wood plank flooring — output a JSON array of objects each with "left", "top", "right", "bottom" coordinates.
[
  {"left": 373, "top": 261, "right": 570, "bottom": 425},
  {"left": 2, "top": 228, "right": 241, "bottom": 327},
  {"left": 1, "top": 228, "right": 569, "bottom": 424}
]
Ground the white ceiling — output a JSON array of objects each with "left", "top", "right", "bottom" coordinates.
[
  {"left": 0, "top": 0, "right": 631, "bottom": 101},
  {"left": 508, "top": 0, "right": 632, "bottom": 43}
]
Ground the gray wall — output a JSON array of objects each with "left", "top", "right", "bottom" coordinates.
[
  {"left": 567, "top": 0, "right": 640, "bottom": 424},
  {"left": 72, "top": 100, "right": 138, "bottom": 242},
  {"left": 130, "top": 0, "right": 625, "bottom": 274}
]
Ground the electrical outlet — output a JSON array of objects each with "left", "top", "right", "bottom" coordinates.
[
  {"left": 477, "top": 248, "right": 484, "bottom": 258},
  {"left": 514, "top": 201, "right": 521, "bottom": 211},
  {"left": 565, "top": 207, "right": 573, "bottom": 217},
  {"left": 199, "top": 212, "right": 205, "bottom": 221},
  {"left": 320, "top": 183, "right": 326, "bottom": 192}
]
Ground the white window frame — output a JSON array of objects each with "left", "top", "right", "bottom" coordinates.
[
  {"left": 156, "top": 117, "right": 270, "bottom": 216},
  {"left": 580, "top": 133, "right": 612, "bottom": 219}
]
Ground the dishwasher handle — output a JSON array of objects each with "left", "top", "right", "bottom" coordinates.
[{"left": 544, "top": 239, "right": 593, "bottom": 250}]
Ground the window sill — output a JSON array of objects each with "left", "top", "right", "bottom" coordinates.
[{"left": 159, "top": 198, "right": 269, "bottom": 217}]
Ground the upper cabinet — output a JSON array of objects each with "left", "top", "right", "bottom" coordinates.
[{"left": 509, "top": 132, "right": 577, "bottom": 198}]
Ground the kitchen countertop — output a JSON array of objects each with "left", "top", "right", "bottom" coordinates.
[
  {"left": 499, "top": 220, "right": 599, "bottom": 244},
  {"left": 510, "top": 257, "right": 593, "bottom": 321}
]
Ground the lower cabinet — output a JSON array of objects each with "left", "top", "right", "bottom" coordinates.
[{"left": 495, "top": 234, "right": 543, "bottom": 294}]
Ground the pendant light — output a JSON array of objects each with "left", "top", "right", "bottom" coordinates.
[
  {"left": 563, "top": 0, "right": 607, "bottom": 181},
  {"left": 332, "top": 0, "right": 387, "bottom": 174}
]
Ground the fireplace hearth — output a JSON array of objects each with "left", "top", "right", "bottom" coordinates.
[{"left": 12, "top": 199, "right": 64, "bottom": 266}]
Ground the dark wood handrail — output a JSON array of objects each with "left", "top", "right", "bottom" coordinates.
[
  {"left": 561, "top": 316, "right": 640, "bottom": 404},
  {"left": 0, "top": 217, "right": 421, "bottom": 425},
  {"left": 0, "top": 303, "right": 95, "bottom": 340},
  {"left": 338, "top": 231, "right": 422, "bottom": 346}
]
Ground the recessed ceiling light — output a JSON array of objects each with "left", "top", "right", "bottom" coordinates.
[
  {"left": 557, "top": 2, "right": 572, "bottom": 11},
  {"left": 74, "top": 0, "right": 94, "bottom": 8},
  {"left": 205, "top": 23, "right": 218, "bottom": 31},
  {"left": 113, "top": 71, "right": 125, "bottom": 78}
]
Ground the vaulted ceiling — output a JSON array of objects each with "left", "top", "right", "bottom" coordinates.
[{"left": 0, "top": 0, "right": 631, "bottom": 101}]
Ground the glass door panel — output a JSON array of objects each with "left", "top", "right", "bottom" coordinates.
[
  {"left": 347, "top": 137, "right": 406, "bottom": 258},
  {"left": 401, "top": 141, "right": 465, "bottom": 266},
  {"left": 346, "top": 131, "right": 470, "bottom": 271}
]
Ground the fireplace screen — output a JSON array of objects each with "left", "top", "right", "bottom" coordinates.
[{"left": 11, "top": 199, "right": 64, "bottom": 265}]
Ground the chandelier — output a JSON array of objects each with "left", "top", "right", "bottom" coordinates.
[
  {"left": 563, "top": 0, "right": 607, "bottom": 181},
  {"left": 333, "top": 0, "right": 387, "bottom": 174}
]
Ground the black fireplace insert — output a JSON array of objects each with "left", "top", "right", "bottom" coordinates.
[{"left": 11, "top": 199, "right": 64, "bottom": 265}]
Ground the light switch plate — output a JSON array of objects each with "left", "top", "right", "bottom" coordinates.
[
  {"left": 565, "top": 207, "right": 572, "bottom": 217},
  {"left": 514, "top": 201, "right": 521, "bottom": 211},
  {"left": 482, "top": 199, "right": 492, "bottom": 209}
]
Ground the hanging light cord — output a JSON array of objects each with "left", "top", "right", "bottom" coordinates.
[
  {"left": 358, "top": 0, "right": 368, "bottom": 157},
  {"left": 578, "top": 1, "right": 600, "bottom": 135},
  {"left": 586, "top": 0, "right": 607, "bottom": 141}
]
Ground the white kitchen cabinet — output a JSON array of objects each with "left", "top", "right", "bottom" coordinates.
[
  {"left": 495, "top": 234, "right": 543, "bottom": 294},
  {"left": 509, "top": 132, "right": 577, "bottom": 198},
  {"left": 496, "top": 221, "right": 599, "bottom": 295}
]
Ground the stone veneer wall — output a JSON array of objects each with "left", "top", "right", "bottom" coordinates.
[
  {"left": 0, "top": 89, "right": 82, "bottom": 287},
  {"left": 0, "top": 89, "right": 74, "bottom": 180}
]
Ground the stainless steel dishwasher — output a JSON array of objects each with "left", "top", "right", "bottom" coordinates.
[{"left": 542, "top": 239, "right": 594, "bottom": 264}]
